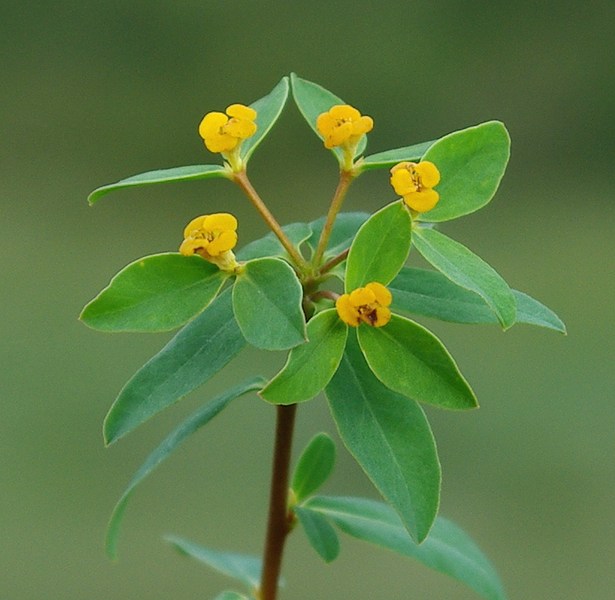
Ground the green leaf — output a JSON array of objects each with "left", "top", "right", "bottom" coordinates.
[
  {"left": 241, "top": 77, "right": 289, "bottom": 162},
  {"left": 105, "top": 377, "right": 264, "bottom": 559},
  {"left": 360, "top": 140, "right": 435, "bottom": 171},
  {"left": 260, "top": 310, "right": 347, "bottom": 404},
  {"left": 103, "top": 289, "right": 245, "bottom": 445},
  {"left": 88, "top": 164, "right": 228, "bottom": 205},
  {"left": 358, "top": 314, "right": 477, "bottom": 410},
  {"left": 213, "top": 592, "right": 250, "bottom": 600},
  {"left": 294, "top": 506, "right": 340, "bottom": 563},
  {"left": 166, "top": 536, "right": 261, "bottom": 589},
  {"left": 307, "top": 212, "right": 369, "bottom": 259},
  {"left": 413, "top": 227, "right": 516, "bottom": 329},
  {"left": 80, "top": 253, "right": 227, "bottom": 332},
  {"left": 232, "top": 258, "right": 306, "bottom": 350},
  {"left": 307, "top": 496, "right": 507, "bottom": 600},
  {"left": 345, "top": 201, "right": 411, "bottom": 290},
  {"left": 325, "top": 331, "right": 440, "bottom": 542},
  {"left": 291, "top": 433, "right": 336, "bottom": 502},
  {"left": 419, "top": 121, "right": 510, "bottom": 222},
  {"left": 290, "top": 73, "right": 368, "bottom": 163},
  {"left": 390, "top": 267, "right": 566, "bottom": 332},
  {"left": 237, "top": 222, "right": 312, "bottom": 261}
]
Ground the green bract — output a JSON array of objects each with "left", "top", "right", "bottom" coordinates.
[{"left": 83, "top": 74, "right": 564, "bottom": 600}]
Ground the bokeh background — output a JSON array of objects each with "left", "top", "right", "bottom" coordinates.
[{"left": 2, "top": 1, "right": 613, "bottom": 598}]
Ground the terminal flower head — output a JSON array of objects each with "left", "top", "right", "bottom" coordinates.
[
  {"left": 316, "top": 105, "right": 373, "bottom": 162},
  {"left": 336, "top": 282, "right": 392, "bottom": 328},
  {"left": 180, "top": 212, "right": 239, "bottom": 272},
  {"left": 390, "top": 161, "right": 441, "bottom": 213}
]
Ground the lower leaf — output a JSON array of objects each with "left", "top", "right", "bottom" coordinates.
[{"left": 294, "top": 506, "right": 340, "bottom": 563}]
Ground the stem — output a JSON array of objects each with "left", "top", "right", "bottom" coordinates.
[
  {"left": 258, "top": 404, "right": 297, "bottom": 600},
  {"left": 319, "top": 248, "right": 349, "bottom": 276},
  {"left": 312, "top": 169, "right": 354, "bottom": 267},
  {"left": 233, "top": 171, "right": 307, "bottom": 270}
]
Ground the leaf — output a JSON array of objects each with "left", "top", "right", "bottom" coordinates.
[
  {"left": 213, "top": 592, "right": 250, "bottom": 600},
  {"left": 291, "top": 433, "right": 336, "bottom": 502},
  {"left": 325, "top": 331, "right": 440, "bottom": 542},
  {"left": 232, "top": 258, "right": 306, "bottom": 350},
  {"left": 345, "top": 200, "right": 411, "bottom": 290},
  {"left": 294, "top": 506, "right": 340, "bottom": 563},
  {"left": 307, "top": 212, "right": 369, "bottom": 259},
  {"left": 236, "top": 222, "right": 312, "bottom": 261},
  {"left": 290, "top": 73, "right": 368, "bottom": 163},
  {"left": 390, "top": 267, "right": 566, "bottom": 332},
  {"left": 166, "top": 536, "right": 262, "bottom": 589},
  {"left": 88, "top": 164, "right": 229, "bottom": 205},
  {"left": 80, "top": 253, "right": 227, "bottom": 332},
  {"left": 241, "top": 77, "right": 289, "bottom": 162},
  {"left": 260, "top": 310, "right": 347, "bottom": 404},
  {"left": 103, "top": 289, "right": 245, "bottom": 445},
  {"left": 358, "top": 314, "right": 477, "bottom": 410},
  {"left": 419, "top": 121, "right": 510, "bottom": 222},
  {"left": 413, "top": 227, "right": 516, "bottom": 329},
  {"left": 360, "top": 140, "right": 436, "bottom": 171},
  {"left": 105, "top": 377, "right": 264, "bottom": 559},
  {"left": 306, "top": 495, "right": 507, "bottom": 600}
]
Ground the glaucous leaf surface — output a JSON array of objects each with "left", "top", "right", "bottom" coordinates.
[
  {"left": 345, "top": 201, "right": 411, "bottom": 290},
  {"left": 88, "top": 164, "right": 228, "bottom": 204},
  {"left": 325, "top": 332, "right": 440, "bottom": 542},
  {"left": 81, "top": 254, "right": 227, "bottom": 332},
  {"left": 307, "top": 212, "right": 369, "bottom": 259},
  {"left": 103, "top": 289, "right": 245, "bottom": 444},
  {"left": 294, "top": 506, "right": 340, "bottom": 563},
  {"left": 260, "top": 309, "right": 347, "bottom": 404},
  {"left": 358, "top": 314, "right": 477, "bottom": 410},
  {"left": 419, "top": 121, "right": 510, "bottom": 222},
  {"left": 291, "top": 432, "right": 336, "bottom": 502},
  {"left": 306, "top": 496, "right": 507, "bottom": 600},
  {"left": 236, "top": 222, "right": 312, "bottom": 261},
  {"left": 105, "top": 377, "right": 265, "bottom": 558},
  {"left": 360, "top": 140, "right": 435, "bottom": 171},
  {"left": 413, "top": 227, "right": 516, "bottom": 329},
  {"left": 232, "top": 258, "right": 306, "bottom": 350}
]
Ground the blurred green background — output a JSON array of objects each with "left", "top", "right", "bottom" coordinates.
[{"left": 2, "top": 1, "right": 613, "bottom": 598}]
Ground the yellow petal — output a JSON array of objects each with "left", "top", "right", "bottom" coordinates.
[
  {"left": 199, "top": 112, "right": 228, "bottom": 139},
  {"left": 207, "top": 230, "right": 238, "bottom": 256},
  {"left": 204, "top": 133, "right": 238, "bottom": 153},
  {"left": 179, "top": 237, "right": 208, "bottom": 256},
  {"left": 371, "top": 306, "right": 391, "bottom": 327},
  {"left": 416, "top": 161, "right": 440, "bottom": 188},
  {"left": 349, "top": 286, "right": 376, "bottom": 307},
  {"left": 403, "top": 189, "right": 440, "bottom": 212},
  {"left": 390, "top": 168, "right": 416, "bottom": 196},
  {"left": 202, "top": 213, "right": 238, "bottom": 232},
  {"left": 316, "top": 112, "right": 336, "bottom": 137},
  {"left": 225, "top": 118, "right": 257, "bottom": 139},
  {"left": 327, "top": 121, "right": 353, "bottom": 148},
  {"left": 226, "top": 104, "right": 257, "bottom": 121},
  {"left": 336, "top": 294, "right": 360, "bottom": 326},
  {"left": 365, "top": 282, "right": 392, "bottom": 307},
  {"left": 183, "top": 215, "right": 207, "bottom": 238},
  {"left": 352, "top": 115, "right": 373, "bottom": 135},
  {"left": 329, "top": 104, "right": 360, "bottom": 121}
]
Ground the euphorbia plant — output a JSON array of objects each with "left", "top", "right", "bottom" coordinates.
[{"left": 81, "top": 74, "right": 565, "bottom": 600}]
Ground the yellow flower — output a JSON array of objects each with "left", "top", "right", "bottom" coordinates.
[
  {"left": 390, "top": 161, "right": 441, "bottom": 213},
  {"left": 198, "top": 104, "right": 257, "bottom": 155},
  {"left": 336, "top": 282, "right": 392, "bottom": 328},
  {"left": 180, "top": 213, "right": 239, "bottom": 272},
  {"left": 316, "top": 104, "right": 373, "bottom": 153}
]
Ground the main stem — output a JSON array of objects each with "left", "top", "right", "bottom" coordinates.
[{"left": 258, "top": 404, "right": 297, "bottom": 600}]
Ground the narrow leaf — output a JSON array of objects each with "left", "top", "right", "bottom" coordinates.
[
  {"left": 232, "top": 258, "right": 306, "bottom": 350},
  {"left": 325, "top": 331, "right": 440, "bottom": 542},
  {"left": 88, "top": 164, "right": 228, "bottom": 205},
  {"left": 345, "top": 200, "right": 411, "bottom": 290},
  {"left": 413, "top": 227, "right": 516, "bottom": 329},
  {"left": 291, "top": 433, "right": 336, "bottom": 502},
  {"left": 307, "top": 495, "right": 507, "bottom": 600},
  {"left": 360, "top": 140, "right": 435, "bottom": 171},
  {"left": 213, "top": 592, "right": 250, "bottom": 600},
  {"left": 166, "top": 536, "right": 261, "bottom": 589},
  {"left": 237, "top": 222, "right": 312, "bottom": 261},
  {"left": 420, "top": 121, "right": 510, "bottom": 222},
  {"left": 294, "top": 506, "right": 340, "bottom": 563},
  {"left": 358, "top": 314, "right": 477, "bottom": 410},
  {"left": 81, "top": 253, "right": 227, "bottom": 332},
  {"left": 103, "top": 289, "right": 245, "bottom": 445},
  {"left": 307, "top": 212, "right": 369, "bottom": 259},
  {"left": 105, "top": 377, "right": 265, "bottom": 559},
  {"left": 260, "top": 309, "right": 347, "bottom": 404},
  {"left": 390, "top": 267, "right": 566, "bottom": 332}
]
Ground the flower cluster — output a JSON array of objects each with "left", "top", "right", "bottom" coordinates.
[
  {"left": 199, "top": 104, "right": 257, "bottom": 155},
  {"left": 390, "top": 161, "right": 441, "bottom": 213},
  {"left": 179, "top": 213, "right": 239, "bottom": 272},
  {"left": 316, "top": 104, "right": 373, "bottom": 156},
  {"left": 336, "top": 282, "right": 392, "bottom": 328}
]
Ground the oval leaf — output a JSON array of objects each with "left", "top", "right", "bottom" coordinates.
[
  {"left": 105, "top": 377, "right": 265, "bottom": 559},
  {"left": 88, "top": 164, "right": 228, "bottom": 205},
  {"left": 294, "top": 506, "right": 340, "bottom": 563},
  {"left": 360, "top": 140, "right": 435, "bottom": 172},
  {"left": 103, "top": 289, "right": 245, "bottom": 445},
  {"left": 419, "top": 121, "right": 510, "bottom": 222},
  {"left": 325, "top": 331, "right": 441, "bottom": 542},
  {"left": 345, "top": 201, "right": 411, "bottom": 290},
  {"left": 291, "top": 433, "right": 336, "bottom": 502},
  {"left": 81, "top": 253, "right": 227, "bottom": 332},
  {"left": 232, "top": 258, "right": 306, "bottom": 350},
  {"left": 358, "top": 314, "right": 477, "bottom": 410},
  {"left": 306, "top": 495, "right": 507, "bottom": 600},
  {"left": 413, "top": 227, "right": 516, "bottom": 329},
  {"left": 260, "top": 309, "right": 347, "bottom": 404}
]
